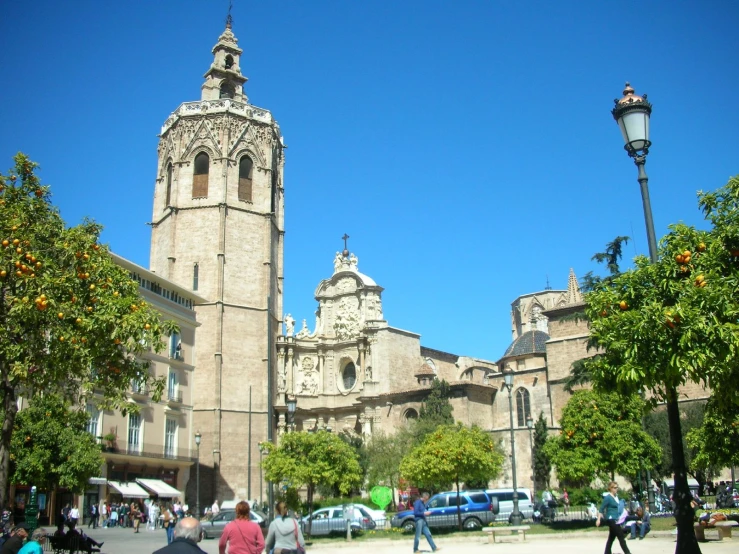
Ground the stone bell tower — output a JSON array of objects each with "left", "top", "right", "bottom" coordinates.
[{"left": 149, "top": 20, "right": 285, "bottom": 503}]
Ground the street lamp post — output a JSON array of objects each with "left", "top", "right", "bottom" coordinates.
[
  {"left": 612, "top": 82, "right": 656, "bottom": 509},
  {"left": 286, "top": 396, "right": 297, "bottom": 432},
  {"left": 259, "top": 443, "right": 268, "bottom": 511},
  {"left": 526, "top": 415, "right": 535, "bottom": 503},
  {"left": 194, "top": 431, "right": 201, "bottom": 519},
  {"left": 502, "top": 365, "right": 523, "bottom": 526}
]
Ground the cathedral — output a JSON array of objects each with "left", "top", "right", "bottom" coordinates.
[{"left": 144, "top": 22, "right": 710, "bottom": 505}]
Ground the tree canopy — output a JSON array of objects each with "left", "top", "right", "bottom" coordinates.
[
  {"left": 0, "top": 154, "right": 175, "bottom": 507},
  {"left": 400, "top": 424, "right": 503, "bottom": 530},
  {"left": 9, "top": 394, "right": 102, "bottom": 491},
  {"left": 543, "top": 390, "right": 660, "bottom": 486},
  {"left": 686, "top": 399, "right": 739, "bottom": 473},
  {"left": 262, "top": 430, "right": 361, "bottom": 533},
  {"left": 415, "top": 378, "right": 454, "bottom": 438},
  {"left": 532, "top": 412, "right": 551, "bottom": 494},
  {"left": 582, "top": 175, "right": 739, "bottom": 554}
]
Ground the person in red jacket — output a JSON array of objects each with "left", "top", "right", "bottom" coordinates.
[{"left": 218, "top": 501, "right": 264, "bottom": 554}]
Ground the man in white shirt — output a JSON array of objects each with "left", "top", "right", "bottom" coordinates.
[
  {"left": 69, "top": 506, "right": 80, "bottom": 526},
  {"left": 211, "top": 500, "right": 220, "bottom": 515}
]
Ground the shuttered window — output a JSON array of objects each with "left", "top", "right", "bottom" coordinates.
[
  {"left": 238, "top": 156, "right": 253, "bottom": 202},
  {"left": 192, "top": 153, "right": 209, "bottom": 198},
  {"left": 165, "top": 162, "right": 173, "bottom": 206}
]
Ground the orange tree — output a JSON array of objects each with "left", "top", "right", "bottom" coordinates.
[
  {"left": 0, "top": 154, "right": 175, "bottom": 508},
  {"left": 261, "top": 430, "right": 361, "bottom": 536},
  {"left": 583, "top": 175, "right": 739, "bottom": 554},
  {"left": 399, "top": 424, "right": 503, "bottom": 531},
  {"left": 543, "top": 390, "right": 661, "bottom": 486}
]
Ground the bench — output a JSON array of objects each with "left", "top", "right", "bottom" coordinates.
[
  {"left": 693, "top": 521, "right": 738, "bottom": 541},
  {"left": 483, "top": 525, "right": 531, "bottom": 543},
  {"left": 46, "top": 534, "right": 100, "bottom": 554}
]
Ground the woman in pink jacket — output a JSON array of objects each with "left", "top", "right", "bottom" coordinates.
[{"left": 219, "top": 501, "right": 264, "bottom": 554}]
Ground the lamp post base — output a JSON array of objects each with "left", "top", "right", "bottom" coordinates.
[{"left": 510, "top": 512, "right": 523, "bottom": 526}]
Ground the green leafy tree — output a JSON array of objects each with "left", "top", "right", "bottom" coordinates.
[
  {"left": 543, "top": 390, "right": 661, "bottom": 486},
  {"left": 0, "top": 154, "right": 175, "bottom": 508},
  {"left": 580, "top": 236, "right": 630, "bottom": 293},
  {"left": 366, "top": 429, "right": 412, "bottom": 507},
  {"left": 645, "top": 402, "right": 716, "bottom": 490},
  {"left": 400, "top": 424, "right": 504, "bottom": 530},
  {"left": 687, "top": 399, "right": 739, "bottom": 475},
  {"left": 584, "top": 175, "right": 739, "bottom": 554},
  {"left": 261, "top": 431, "right": 361, "bottom": 535},
  {"left": 415, "top": 378, "right": 455, "bottom": 439},
  {"left": 9, "top": 394, "right": 101, "bottom": 491},
  {"left": 532, "top": 412, "right": 551, "bottom": 494}
]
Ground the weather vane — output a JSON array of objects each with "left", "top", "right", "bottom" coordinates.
[
  {"left": 341, "top": 234, "right": 350, "bottom": 257},
  {"left": 226, "top": 0, "right": 233, "bottom": 28}
]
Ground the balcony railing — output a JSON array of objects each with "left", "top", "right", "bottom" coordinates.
[
  {"left": 102, "top": 442, "right": 195, "bottom": 462},
  {"left": 167, "top": 391, "right": 183, "bottom": 404}
]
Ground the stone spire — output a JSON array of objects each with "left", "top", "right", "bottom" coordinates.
[
  {"left": 566, "top": 268, "right": 583, "bottom": 304},
  {"left": 201, "top": 23, "right": 248, "bottom": 102}
]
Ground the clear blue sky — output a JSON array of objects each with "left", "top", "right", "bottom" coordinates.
[{"left": 1, "top": 1, "right": 737, "bottom": 361}]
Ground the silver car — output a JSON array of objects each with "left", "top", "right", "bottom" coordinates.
[
  {"left": 301, "top": 506, "right": 376, "bottom": 536},
  {"left": 200, "top": 509, "right": 268, "bottom": 539}
]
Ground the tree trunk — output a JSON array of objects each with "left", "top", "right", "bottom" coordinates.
[
  {"left": 0, "top": 383, "right": 18, "bottom": 510},
  {"left": 456, "top": 478, "right": 462, "bottom": 531},
  {"left": 666, "top": 385, "right": 701, "bottom": 554},
  {"left": 306, "top": 483, "right": 314, "bottom": 537}
]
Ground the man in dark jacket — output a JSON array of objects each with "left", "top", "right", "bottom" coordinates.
[
  {"left": 0, "top": 523, "right": 29, "bottom": 554},
  {"left": 152, "top": 517, "right": 206, "bottom": 554}
]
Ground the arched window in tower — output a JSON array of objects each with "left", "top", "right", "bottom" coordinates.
[
  {"left": 515, "top": 387, "right": 531, "bottom": 427},
  {"left": 165, "top": 162, "right": 173, "bottom": 206},
  {"left": 219, "top": 81, "right": 235, "bottom": 99},
  {"left": 192, "top": 152, "right": 209, "bottom": 198},
  {"left": 224, "top": 55, "right": 234, "bottom": 70},
  {"left": 238, "top": 156, "right": 253, "bottom": 202}
]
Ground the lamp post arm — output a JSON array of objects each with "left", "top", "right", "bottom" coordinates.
[{"left": 634, "top": 155, "right": 658, "bottom": 263}]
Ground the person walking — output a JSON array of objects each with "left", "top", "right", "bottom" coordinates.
[
  {"left": 152, "top": 517, "right": 207, "bottom": 554},
  {"left": 163, "top": 504, "right": 175, "bottom": 544},
  {"left": 69, "top": 505, "right": 80, "bottom": 528},
  {"left": 109, "top": 504, "right": 119, "bottom": 528},
  {"left": 412, "top": 493, "right": 439, "bottom": 554},
  {"left": 100, "top": 501, "right": 109, "bottom": 529},
  {"left": 131, "top": 502, "right": 142, "bottom": 533},
  {"left": 562, "top": 488, "right": 570, "bottom": 516},
  {"left": 596, "top": 482, "right": 631, "bottom": 554},
  {"left": 219, "top": 501, "right": 264, "bottom": 554},
  {"left": 88, "top": 503, "right": 98, "bottom": 529},
  {"left": 211, "top": 500, "right": 220, "bottom": 516},
  {"left": 265, "top": 501, "right": 304, "bottom": 554}
]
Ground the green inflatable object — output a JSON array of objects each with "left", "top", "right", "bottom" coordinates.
[{"left": 370, "top": 486, "right": 393, "bottom": 510}]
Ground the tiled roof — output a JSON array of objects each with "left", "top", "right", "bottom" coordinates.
[{"left": 503, "top": 330, "right": 550, "bottom": 357}]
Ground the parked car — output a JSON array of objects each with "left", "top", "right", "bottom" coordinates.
[
  {"left": 200, "top": 509, "right": 268, "bottom": 539},
  {"left": 302, "top": 506, "right": 376, "bottom": 536},
  {"left": 391, "top": 490, "right": 499, "bottom": 532},
  {"left": 486, "top": 488, "right": 534, "bottom": 521},
  {"left": 351, "top": 503, "right": 386, "bottom": 524}
]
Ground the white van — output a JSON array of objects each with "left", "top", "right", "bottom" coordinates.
[{"left": 485, "top": 488, "right": 534, "bottom": 521}]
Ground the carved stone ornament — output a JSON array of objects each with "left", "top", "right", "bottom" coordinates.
[
  {"left": 297, "top": 357, "right": 318, "bottom": 396},
  {"left": 333, "top": 297, "right": 360, "bottom": 341}
]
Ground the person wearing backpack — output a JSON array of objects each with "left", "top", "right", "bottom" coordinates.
[{"left": 596, "top": 482, "right": 631, "bottom": 554}]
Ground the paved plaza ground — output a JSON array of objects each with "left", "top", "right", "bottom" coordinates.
[{"left": 72, "top": 526, "right": 736, "bottom": 554}]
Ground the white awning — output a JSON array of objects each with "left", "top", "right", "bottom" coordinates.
[
  {"left": 136, "top": 478, "right": 182, "bottom": 498},
  {"left": 107, "top": 481, "right": 150, "bottom": 498}
]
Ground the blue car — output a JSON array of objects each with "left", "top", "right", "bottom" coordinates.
[{"left": 391, "top": 491, "right": 498, "bottom": 532}]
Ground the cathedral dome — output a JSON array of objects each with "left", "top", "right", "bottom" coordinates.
[{"left": 503, "top": 330, "right": 549, "bottom": 357}]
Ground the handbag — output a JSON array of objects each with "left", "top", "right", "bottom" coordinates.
[{"left": 293, "top": 519, "right": 306, "bottom": 554}]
